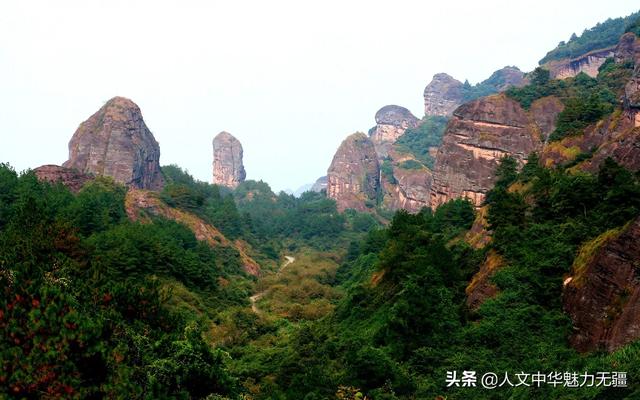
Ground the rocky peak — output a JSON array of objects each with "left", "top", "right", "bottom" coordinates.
[
  {"left": 369, "top": 105, "right": 419, "bottom": 158},
  {"left": 212, "top": 131, "right": 246, "bottom": 189},
  {"left": 423, "top": 73, "right": 465, "bottom": 117},
  {"left": 481, "top": 66, "right": 526, "bottom": 91},
  {"left": 327, "top": 133, "right": 380, "bottom": 212},
  {"left": 614, "top": 32, "right": 640, "bottom": 64},
  {"left": 310, "top": 176, "right": 328, "bottom": 193},
  {"left": 63, "top": 96, "right": 164, "bottom": 190}
]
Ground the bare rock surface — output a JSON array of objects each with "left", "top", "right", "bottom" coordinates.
[{"left": 63, "top": 97, "right": 164, "bottom": 190}]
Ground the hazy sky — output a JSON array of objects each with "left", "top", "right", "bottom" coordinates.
[{"left": 1, "top": 1, "right": 638, "bottom": 192}]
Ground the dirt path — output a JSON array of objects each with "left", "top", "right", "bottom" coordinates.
[{"left": 250, "top": 255, "right": 295, "bottom": 314}]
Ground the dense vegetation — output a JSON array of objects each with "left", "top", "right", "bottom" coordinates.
[
  {"left": 224, "top": 156, "right": 640, "bottom": 399},
  {"left": 506, "top": 59, "right": 633, "bottom": 141},
  {"left": 539, "top": 11, "right": 640, "bottom": 64},
  {"left": 5, "top": 16, "right": 640, "bottom": 399},
  {"left": 394, "top": 116, "right": 448, "bottom": 168},
  {"left": 232, "top": 180, "right": 377, "bottom": 252},
  {"left": 0, "top": 165, "right": 244, "bottom": 399}
]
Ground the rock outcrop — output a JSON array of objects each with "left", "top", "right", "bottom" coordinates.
[
  {"left": 369, "top": 105, "right": 419, "bottom": 157},
  {"left": 423, "top": 68, "right": 526, "bottom": 117},
  {"left": 379, "top": 149, "right": 432, "bottom": 212},
  {"left": 212, "top": 131, "right": 246, "bottom": 189},
  {"left": 125, "top": 189, "right": 260, "bottom": 276},
  {"left": 544, "top": 46, "right": 615, "bottom": 79},
  {"left": 327, "top": 133, "right": 380, "bottom": 212},
  {"left": 33, "top": 164, "right": 92, "bottom": 193},
  {"left": 431, "top": 94, "right": 563, "bottom": 208},
  {"left": 481, "top": 66, "right": 526, "bottom": 91},
  {"left": 310, "top": 176, "right": 328, "bottom": 193},
  {"left": 541, "top": 33, "right": 640, "bottom": 172},
  {"left": 63, "top": 97, "right": 164, "bottom": 190},
  {"left": 424, "top": 73, "right": 465, "bottom": 117},
  {"left": 563, "top": 217, "right": 640, "bottom": 352}
]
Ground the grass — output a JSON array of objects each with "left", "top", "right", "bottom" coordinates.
[{"left": 570, "top": 226, "right": 624, "bottom": 288}]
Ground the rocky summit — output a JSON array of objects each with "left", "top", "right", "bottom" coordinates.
[
  {"left": 310, "top": 176, "right": 328, "bottom": 192},
  {"left": 327, "top": 133, "right": 380, "bottom": 212},
  {"left": 369, "top": 105, "right": 419, "bottom": 158},
  {"left": 423, "top": 73, "right": 465, "bottom": 117},
  {"left": 212, "top": 131, "right": 246, "bottom": 189},
  {"left": 63, "top": 96, "right": 164, "bottom": 190},
  {"left": 481, "top": 66, "right": 526, "bottom": 91}
]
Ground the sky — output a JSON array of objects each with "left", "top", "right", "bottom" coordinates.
[{"left": 1, "top": 1, "right": 639, "bottom": 192}]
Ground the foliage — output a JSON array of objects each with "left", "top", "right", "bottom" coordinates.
[
  {"left": 231, "top": 156, "right": 640, "bottom": 399},
  {"left": 397, "top": 159, "right": 423, "bottom": 170},
  {"left": 539, "top": 11, "right": 640, "bottom": 64},
  {"left": 506, "top": 59, "right": 632, "bottom": 141},
  {"left": 394, "top": 116, "right": 448, "bottom": 168},
  {"left": 380, "top": 159, "right": 396, "bottom": 184},
  {"left": 233, "top": 180, "right": 348, "bottom": 250},
  {"left": 162, "top": 165, "right": 245, "bottom": 239},
  {"left": 0, "top": 165, "right": 241, "bottom": 398}
]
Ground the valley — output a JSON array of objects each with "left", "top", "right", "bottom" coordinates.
[{"left": 3, "top": 7, "right": 640, "bottom": 400}]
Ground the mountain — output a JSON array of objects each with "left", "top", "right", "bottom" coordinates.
[
  {"left": 63, "top": 96, "right": 164, "bottom": 190},
  {"left": 326, "top": 132, "right": 380, "bottom": 212},
  {"left": 212, "top": 131, "right": 246, "bottom": 189},
  {"left": 7, "top": 9, "right": 640, "bottom": 400},
  {"left": 431, "top": 94, "right": 563, "bottom": 208},
  {"left": 423, "top": 66, "right": 526, "bottom": 117}
]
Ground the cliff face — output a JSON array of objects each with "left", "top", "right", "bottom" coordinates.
[
  {"left": 369, "top": 105, "right": 419, "bottom": 158},
  {"left": 431, "top": 94, "right": 563, "bottom": 208},
  {"left": 423, "top": 73, "right": 465, "bottom": 117},
  {"left": 380, "top": 149, "right": 432, "bottom": 212},
  {"left": 212, "top": 131, "right": 246, "bottom": 189},
  {"left": 563, "top": 217, "right": 640, "bottom": 352},
  {"left": 327, "top": 133, "right": 380, "bottom": 212},
  {"left": 541, "top": 33, "right": 640, "bottom": 172},
  {"left": 63, "top": 97, "right": 164, "bottom": 191},
  {"left": 33, "top": 164, "right": 92, "bottom": 192},
  {"left": 544, "top": 47, "right": 615, "bottom": 79}
]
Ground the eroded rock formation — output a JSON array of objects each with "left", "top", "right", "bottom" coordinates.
[
  {"left": 379, "top": 149, "right": 432, "bottom": 212},
  {"left": 34, "top": 164, "right": 92, "bottom": 193},
  {"left": 482, "top": 66, "right": 526, "bottom": 91},
  {"left": 369, "top": 105, "right": 419, "bottom": 158},
  {"left": 423, "top": 68, "right": 526, "bottom": 117},
  {"left": 541, "top": 33, "right": 640, "bottom": 172},
  {"left": 563, "top": 217, "right": 640, "bottom": 352},
  {"left": 544, "top": 47, "right": 615, "bottom": 79},
  {"left": 327, "top": 133, "right": 380, "bottom": 212},
  {"left": 63, "top": 97, "right": 164, "bottom": 190},
  {"left": 212, "top": 131, "right": 246, "bottom": 189},
  {"left": 424, "top": 73, "right": 465, "bottom": 116},
  {"left": 431, "top": 94, "right": 563, "bottom": 208},
  {"left": 310, "top": 176, "right": 328, "bottom": 193}
]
